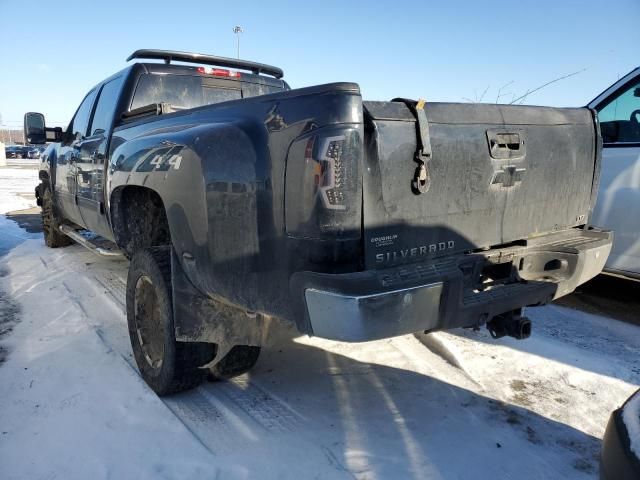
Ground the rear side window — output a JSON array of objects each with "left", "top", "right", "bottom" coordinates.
[
  {"left": 69, "top": 89, "right": 98, "bottom": 140},
  {"left": 90, "top": 76, "right": 125, "bottom": 136},
  {"left": 130, "top": 74, "right": 241, "bottom": 110}
]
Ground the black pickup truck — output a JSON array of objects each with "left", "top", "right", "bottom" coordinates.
[{"left": 25, "top": 49, "right": 612, "bottom": 395}]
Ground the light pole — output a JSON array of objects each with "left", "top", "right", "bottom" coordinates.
[{"left": 233, "top": 26, "right": 243, "bottom": 59}]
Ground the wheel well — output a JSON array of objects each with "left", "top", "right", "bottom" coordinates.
[{"left": 111, "top": 186, "right": 171, "bottom": 258}]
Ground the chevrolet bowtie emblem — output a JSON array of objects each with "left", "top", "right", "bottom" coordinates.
[{"left": 491, "top": 165, "right": 526, "bottom": 187}]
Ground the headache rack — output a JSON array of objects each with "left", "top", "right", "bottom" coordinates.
[{"left": 126, "top": 49, "right": 284, "bottom": 79}]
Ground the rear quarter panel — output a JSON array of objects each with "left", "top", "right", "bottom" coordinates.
[{"left": 108, "top": 83, "right": 363, "bottom": 318}]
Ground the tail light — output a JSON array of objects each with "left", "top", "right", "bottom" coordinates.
[{"left": 285, "top": 128, "right": 362, "bottom": 239}]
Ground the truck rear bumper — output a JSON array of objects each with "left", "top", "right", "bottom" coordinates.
[
  {"left": 304, "top": 282, "right": 444, "bottom": 342},
  {"left": 291, "top": 228, "right": 612, "bottom": 342}
]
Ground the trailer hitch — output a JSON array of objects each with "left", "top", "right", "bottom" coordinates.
[
  {"left": 392, "top": 97, "right": 433, "bottom": 194},
  {"left": 487, "top": 309, "right": 532, "bottom": 340}
]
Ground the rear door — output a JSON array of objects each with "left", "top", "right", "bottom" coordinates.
[
  {"left": 362, "top": 102, "right": 597, "bottom": 268},
  {"left": 590, "top": 74, "right": 640, "bottom": 275}
]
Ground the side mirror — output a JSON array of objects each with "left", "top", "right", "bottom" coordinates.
[
  {"left": 634, "top": 87, "right": 640, "bottom": 98},
  {"left": 24, "top": 112, "right": 46, "bottom": 144}
]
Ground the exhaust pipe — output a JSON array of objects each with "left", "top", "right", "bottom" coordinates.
[{"left": 487, "top": 310, "right": 531, "bottom": 340}]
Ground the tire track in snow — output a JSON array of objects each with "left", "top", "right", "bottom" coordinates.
[
  {"left": 93, "top": 271, "right": 126, "bottom": 308},
  {"left": 162, "top": 388, "right": 236, "bottom": 455},
  {"left": 215, "top": 376, "right": 303, "bottom": 433}
]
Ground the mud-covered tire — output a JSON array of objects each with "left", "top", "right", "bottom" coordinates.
[
  {"left": 209, "top": 345, "right": 261, "bottom": 380},
  {"left": 40, "top": 185, "right": 72, "bottom": 248},
  {"left": 126, "top": 247, "right": 215, "bottom": 396}
]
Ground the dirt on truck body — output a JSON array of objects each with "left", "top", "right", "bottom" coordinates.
[{"left": 24, "top": 49, "right": 612, "bottom": 395}]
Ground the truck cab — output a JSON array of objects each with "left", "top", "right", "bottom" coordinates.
[{"left": 34, "top": 52, "right": 288, "bottom": 241}]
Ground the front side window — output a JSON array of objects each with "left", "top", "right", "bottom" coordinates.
[
  {"left": 597, "top": 80, "right": 640, "bottom": 144},
  {"left": 68, "top": 89, "right": 98, "bottom": 140},
  {"left": 90, "top": 76, "right": 125, "bottom": 136}
]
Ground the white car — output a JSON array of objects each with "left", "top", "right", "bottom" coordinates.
[{"left": 590, "top": 67, "right": 640, "bottom": 278}]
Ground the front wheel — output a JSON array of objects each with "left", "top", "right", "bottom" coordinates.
[
  {"left": 40, "top": 184, "right": 72, "bottom": 248},
  {"left": 126, "top": 247, "right": 215, "bottom": 395}
]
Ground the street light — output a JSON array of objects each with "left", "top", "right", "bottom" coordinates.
[{"left": 233, "top": 25, "right": 243, "bottom": 59}]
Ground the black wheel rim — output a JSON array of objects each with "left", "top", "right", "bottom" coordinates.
[{"left": 134, "top": 275, "right": 165, "bottom": 369}]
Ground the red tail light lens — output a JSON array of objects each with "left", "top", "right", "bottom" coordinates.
[{"left": 285, "top": 128, "right": 361, "bottom": 239}]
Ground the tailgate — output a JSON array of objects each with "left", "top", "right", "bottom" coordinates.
[{"left": 362, "top": 101, "right": 598, "bottom": 269}]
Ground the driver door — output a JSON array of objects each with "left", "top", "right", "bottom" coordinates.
[
  {"left": 591, "top": 76, "right": 640, "bottom": 276},
  {"left": 55, "top": 88, "right": 98, "bottom": 227}
]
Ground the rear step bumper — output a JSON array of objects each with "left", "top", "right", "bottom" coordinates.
[{"left": 290, "top": 228, "right": 612, "bottom": 342}]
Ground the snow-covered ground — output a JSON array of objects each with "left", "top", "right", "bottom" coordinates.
[
  {"left": 0, "top": 162, "right": 39, "bottom": 214},
  {"left": 1, "top": 164, "right": 639, "bottom": 479}
]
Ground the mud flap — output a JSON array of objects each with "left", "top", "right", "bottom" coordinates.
[{"left": 170, "top": 247, "right": 271, "bottom": 368}]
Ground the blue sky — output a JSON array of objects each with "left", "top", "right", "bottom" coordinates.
[{"left": 0, "top": 0, "right": 637, "bottom": 128}]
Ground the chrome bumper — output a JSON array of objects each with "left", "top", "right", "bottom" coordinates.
[{"left": 305, "top": 283, "right": 443, "bottom": 342}]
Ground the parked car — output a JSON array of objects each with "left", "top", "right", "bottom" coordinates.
[
  {"left": 27, "top": 146, "right": 46, "bottom": 159},
  {"left": 8, "top": 144, "right": 34, "bottom": 158},
  {"left": 5, "top": 145, "right": 25, "bottom": 159},
  {"left": 5, "top": 146, "right": 17, "bottom": 158},
  {"left": 25, "top": 49, "right": 611, "bottom": 396},
  {"left": 589, "top": 67, "right": 640, "bottom": 278}
]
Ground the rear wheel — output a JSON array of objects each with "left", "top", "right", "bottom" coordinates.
[
  {"left": 126, "top": 247, "right": 215, "bottom": 395},
  {"left": 209, "top": 345, "right": 261, "bottom": 380},
  {"left": 40, "top": 185, "right": 72, "bottom": 248}
]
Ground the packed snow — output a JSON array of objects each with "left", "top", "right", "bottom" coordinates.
[{"left": 1, "top": 163, "right": 639, "bottom": 479}]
